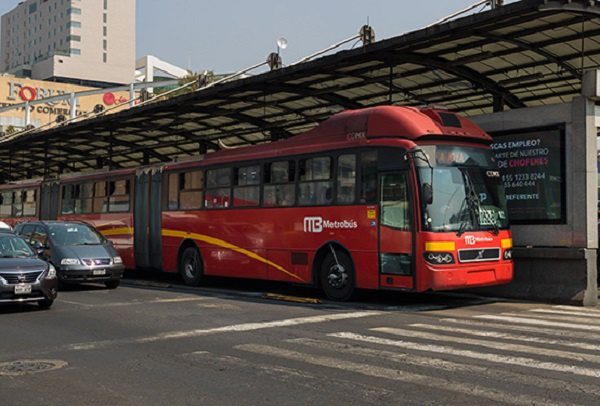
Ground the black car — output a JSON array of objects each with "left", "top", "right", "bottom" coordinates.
[
  {"left": 0, "top": 230, "right": 57, "bottom": 308},
  {"left": 15, "top": 221, "right": 124, "bottom": 289}
]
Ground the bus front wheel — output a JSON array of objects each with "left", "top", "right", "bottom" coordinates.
[
  {"left": 320, "top": 249, "right": 355, "bottom": 301},
  {"left": 179, "top": 246, "right": 204, "bottom": 286}
]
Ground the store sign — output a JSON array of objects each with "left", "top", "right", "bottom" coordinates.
[
  {"left": 0, "top": 77, "right": 133, "bottom": 125},
  {"left": 6, "top": 81, "right": 75, "bottom": 104},
  {"left": 490, "top": 127, "right": 565, "bottom": 224}
]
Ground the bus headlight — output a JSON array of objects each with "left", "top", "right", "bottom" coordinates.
[
  {"left": 503, "top": 249, "right": 513, "bottom": 260},
  {"left": 113, "top": 257, "right": 123, "bottom": 265},
  {"left": 424, "top": 252, "right": 455, "bottom": 265}
]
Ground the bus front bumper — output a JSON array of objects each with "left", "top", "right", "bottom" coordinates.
[{"left": 428, "top": 262, "right": 513, "bottom": 291}]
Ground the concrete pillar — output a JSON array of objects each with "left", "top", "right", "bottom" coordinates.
[
  {"left": 129, "top": 83, "right": 135, "bottom": 107},
  {"left": 69, "top": 93, "right": 77, "bottom": 120},
  {"left": 24, "top": 101, "right": 30, "bottom": 126}
]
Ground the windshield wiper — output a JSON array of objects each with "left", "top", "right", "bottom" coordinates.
[{"left": 457, "top": 169, "right": 481, "bottom": 237}]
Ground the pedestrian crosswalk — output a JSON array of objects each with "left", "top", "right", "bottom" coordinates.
[{"left": 187, "top": 305, "right": 600, "bottom": 405}]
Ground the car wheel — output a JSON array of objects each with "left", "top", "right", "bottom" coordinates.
[
  {"left": 38, "top": 299, "right": 54, "bottom": 309},
  {"left": 105, "top": 280, "right": 120, "bottom": 289},
  {"left": 320, "top": 249, "right": 355, "bottom": 301},
  {"left": 179, "top": 246, "right": 203, "bottom": 286}
]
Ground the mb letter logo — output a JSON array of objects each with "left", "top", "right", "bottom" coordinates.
[
  {"left": 304, "top": 217, "right": 323, "bottom": 233},
  {"left": 465, "top": 235, "right": 476, "bottom": 246}
]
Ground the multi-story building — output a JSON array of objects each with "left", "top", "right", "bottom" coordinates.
[{"left": 1, "top": 0, "right": 135, "bottom": 87}]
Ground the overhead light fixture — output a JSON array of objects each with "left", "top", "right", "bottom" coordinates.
[
  {"left": 277, "top": 37, "right": 288, "bottom": 53},
  {"left": 498, "top": 72, "right": 543, "bottom": 86}
]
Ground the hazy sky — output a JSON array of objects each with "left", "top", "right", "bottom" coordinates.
[{"left": 0, "top": 1, "right": 516, "bottom": 74}]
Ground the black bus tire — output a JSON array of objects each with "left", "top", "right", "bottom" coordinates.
[
  {"left": 320, "top": 249, "right": 355, "bottom": 301},
  {"left": 105, "top": 280, "right": 120, "bottom": 289},
  {"left": 179, "top": 246, "right": 203, "bottom": 286}
]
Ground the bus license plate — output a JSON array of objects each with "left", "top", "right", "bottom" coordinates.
[
  {"left": 93, "top": 270, "right": 106, "bottom": 276},
  {"left": 14, "top": 284, "right": 32, "bottom": 295}
]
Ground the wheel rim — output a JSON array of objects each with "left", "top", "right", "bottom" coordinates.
[
  {"left": 184, "top": 253, "right": 197, "bottom": 279},
  {"left": 327, "top": 263, "right": 348, "bottom": 290}
]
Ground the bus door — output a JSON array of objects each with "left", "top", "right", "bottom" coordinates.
[
  {"left": 378, "top": 172, "right": 414, "bottom": 290},
  {"left": 134, "top": 168, "right": 163, "bottom": 270},
  {"left": 40, "top": 181, "right": 59, "bottom": 220}
]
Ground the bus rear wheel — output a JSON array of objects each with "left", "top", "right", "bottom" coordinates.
[
  {"left": 320, "top": 249, "right": 355, "bottom": 301},
  {"left": 179, "top": 246, "right": 203, "bottom": 286}
]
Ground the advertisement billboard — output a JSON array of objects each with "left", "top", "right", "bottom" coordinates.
[{"left": 490, "top": 126, "right": 565, "bottom": 224}]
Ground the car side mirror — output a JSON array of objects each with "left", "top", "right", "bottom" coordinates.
[{"left": 422, "top": 183, "right": 433, "bottom": 205}]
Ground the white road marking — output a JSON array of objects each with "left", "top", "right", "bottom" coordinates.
[
  {"left": 329, "top": 332, "right": 600, "bottom": 378},
  {"left": 196, "top": 303, "right": 241, "bottom": 310},
  {"left": 529, "top": 308, "right": 600, "bottom": 318},
  {"left": 374, "top": 327, "right": 600, "bottom": 364},
  {"left": 184, "top": 350, "right": 395, "bottom": 402},
  {"left": 440, "top": 318, "right": 600, "bottom": 342},
  {"left": 509, "top": 312, "right": 600, "bottom": 325},
  {"left": 236, "top": 344, "right": 568, "bottom": 406},
  {"left": 553, "top": 305, "right": 600, "bottom": 314},
  {"left": 59, "top": 297, "right": 209, "bottom": 308},
  {"left": 475, "top": 315, "right": 600, "bottom": 332},
  {"left": 408, "top": 323, "right": 599, "bottom": 351},
  {"left": 64, "top": 311, "right": 382, "bottom": 351},
  {"left": 288, "top": 337, "right": 600, "bottom": 397}
]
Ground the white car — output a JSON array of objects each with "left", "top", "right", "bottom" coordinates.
[{"left": 0, "top": 221, "right": 13, "bottom": 231}]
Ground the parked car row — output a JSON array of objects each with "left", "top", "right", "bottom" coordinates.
[{"left": 0, "top": 221, "right": 124, "bottom": 310}]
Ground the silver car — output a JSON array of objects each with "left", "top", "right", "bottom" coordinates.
[{"left": 0, "top": 231, "right": 57, "bottom": 309}]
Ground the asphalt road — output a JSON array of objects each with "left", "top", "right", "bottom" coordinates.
[{"left": 1, "top": 277, "right": 599, "bottom": 405}]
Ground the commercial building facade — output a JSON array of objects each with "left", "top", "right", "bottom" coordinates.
[
  {"left": 1, "top": 0, "right": 135, "bottom": 87},
  {"left": 0, "top": 75, "right": 132, "bottom": 131}
]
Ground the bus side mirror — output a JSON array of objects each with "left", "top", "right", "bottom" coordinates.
[{"left": 422, "top": 183, "right": 433, "bottom": 205}]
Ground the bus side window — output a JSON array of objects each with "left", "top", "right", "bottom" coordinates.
[
  {"left": 61, "top": 185, "right": 75, "bottom": 214},
  {"left": 108, "top": 179, "right": 131, "bottom": 212},
  {"left": 263, "top": 161, "right": 295, "bottom": 207},
  {"left": 93, "top": 181, "right": 108, "bottom": 213},
  {"left": 380, "top": 173, "right": 411, "bottom": 231},
  {"left": 80, "top": 183, "right": 93, "bottom": 214},
  {"left": 337, "top": 154, "right": 356, "bottom": 204},
  {"left": 23, "top": 189, "right": 37, "bottom": 216},
  {"left": 298, "top": 156, "right": 333, "bottom": 206},
  {"left": 233, "top": 165, "right": 260, "bottom": 207},
  {"left": 0, "top": 191, "right": 14, "bottom": 216},
  {"left": 179, "top": 171, "right": 203, "bottom": 210},
  {"left": 205, "top": 168, "right": 231, "bottom": 209},
  {"left": 12, "top": 190, "right": 23, "bottom": 217},
  {"left": 360, "top": 151, "right": 378, "bottom": 204},
  {"left": 167, "top": 172, "right": 179, "bottom": 210}
]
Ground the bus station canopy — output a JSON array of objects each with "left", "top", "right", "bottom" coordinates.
[{"left": 2, "top": 0, "right": 600, "bottom": 181}]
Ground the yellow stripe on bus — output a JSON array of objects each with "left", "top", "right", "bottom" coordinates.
[
  {"left": 425, "top": 241, "right": 456, "bottom": 252},
  {"left": 161, "top": 229, "right": 306, "bottom": 283},
  {"left": 100, "top": 227, "right": 135, "bottom": 237}
]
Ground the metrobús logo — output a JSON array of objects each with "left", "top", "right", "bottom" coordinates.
[
  {"left": 303, "top": 217, "right": 358, "bottom": 233},
  {"left": 464, "top": 235, "right": 494, "bottom": 246}
]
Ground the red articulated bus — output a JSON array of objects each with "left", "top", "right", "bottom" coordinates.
[{"left": 0, "top": 106, "right": 513, "bottom": 300}]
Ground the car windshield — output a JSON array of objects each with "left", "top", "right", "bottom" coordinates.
[
  {"left": 48, "top": 224, "right": 105, "bottom": 246},
  {"left": 417, "top": 145, "right": 509, "bottom": 233},
  {"left": 0, "top": 234, "right": 35, "bottom": 258}
]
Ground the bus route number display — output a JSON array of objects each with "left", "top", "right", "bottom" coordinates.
[{"left": 490, "top": 128, "right": 564, "bottom": 224}]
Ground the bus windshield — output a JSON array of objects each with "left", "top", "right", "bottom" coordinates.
[{"left": 416, "top": 145, "right": 509, "bottom": 233}]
